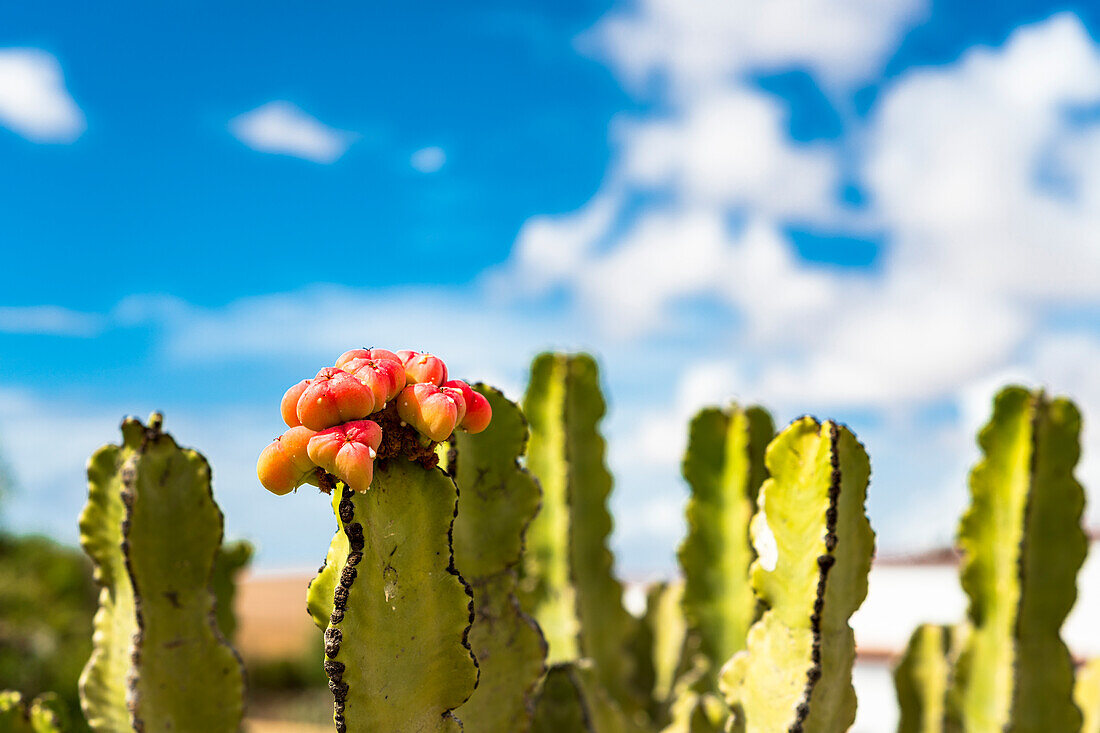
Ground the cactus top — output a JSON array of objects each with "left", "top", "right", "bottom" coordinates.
[{"left": 258, "top": 348, "right": 492, "bottom": 495}]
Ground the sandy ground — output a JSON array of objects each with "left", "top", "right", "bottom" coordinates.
[{"left": 235, "top": 571, "right": 318, "bottom": 660}]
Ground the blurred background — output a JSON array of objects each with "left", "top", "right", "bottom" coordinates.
[{"left": 2, "top": 0, "right": 1100, "bottom": 729}]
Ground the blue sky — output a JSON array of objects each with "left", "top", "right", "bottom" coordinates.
[{"left": 3, "top": 0, "right": 1100, "bottom": 576}]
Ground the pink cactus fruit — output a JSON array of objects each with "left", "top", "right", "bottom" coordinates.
[
  {"left": 280, "top": 379, "right": 310, "bottom": 427},
  {"left": 444, "top": 380, "right": 492, "bottom": 434},
  {"left": 340, "top": 356, "right": 407, "bottom": 404},
  {"left": 396, "top": 350, "right": 449, "bottom": 387},
  {"left": 307, "top": 420, "right": 383, "bottom": 492},
  {"left": 257, "top": 426, "right": 319, "bottom": 495},
  {"left": 296, "top": 367, "right": 376, "bottom": 431},
  {"left": 396, "top": 383, "right": 459, "bottom": 442},
  {"left": 368, "top": 348, "right": 402, "bottom": 364},
  {"left": 440, "top": 384, "right": 467, "bottom": 425},
  {"left": 334, "top": 349, "right": 372, "bottom": 370}
]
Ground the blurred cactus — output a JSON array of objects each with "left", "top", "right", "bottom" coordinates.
[
  {"left": 0, "top": 690, "right": 66, "bottom": 732},
  {"left": 1075, "top": 658, "right": 1100, "bottom": 733},
  {"left": 519, "top": 353, "right": 642, "bottom": 717},
  {"left": 679, "top": 405, "right": 773, "bottom": 687},
  {"left": 532, "top": 661, "right": 637, "bottom": 733},
  {"left": 894, "top": 624, "right": 962, "bottom": 733},
  {"left": 719, "top": 417, "right": 874, "bottom": 732},
  {"left": 209, "top": 539, "right": 253, "bottom": 643},
  {"left": 951, "top": 387, "right": 1086, "bottom": 732},
  {"left": 445, "top": 385, "right": 547, "bottom": 731},
  {"left": 78, "top": 414, "right": 244, "bottom": 733}
]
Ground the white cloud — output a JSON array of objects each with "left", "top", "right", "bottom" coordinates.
[
  {"left": 410, "top": 146, "right": 446, "bottom": 173},
  {"left": 229, "top": 101, "right": 356, "bottom": 163},
  {"left": 864, "top": 13, "right": 1100, "bottom": 300},
  {"left": 586, "top": 0, "right": 925, "bottom": 96},
  {"left": 0, "top": 305, "right": 104, "bottom": 336},
  {"left": 0, "top": 49, "right": 84, "bottom": 143},
  {"left": 618, "top": 89, "right": 838, "bottom": 218}
]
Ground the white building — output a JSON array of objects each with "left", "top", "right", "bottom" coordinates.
[{"left": 850, "top": 535, "right": 1100, "bottom": 730}]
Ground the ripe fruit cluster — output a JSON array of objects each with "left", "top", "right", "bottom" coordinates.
[{"left": 257, "top": 348, "right": 491, "bottom": 495}]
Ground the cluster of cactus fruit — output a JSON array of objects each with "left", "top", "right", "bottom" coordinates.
[
  {"left": 258, "top": 349, "right": 491, "bottom": 496},
  {"left": 6, "top": 349, "right": 1100, "bottom": 732}
]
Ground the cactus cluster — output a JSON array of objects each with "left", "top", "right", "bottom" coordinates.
[
  {"left": 8, "top": 349, "right": 1099, "bottom": 732},
  {"left": 258, "top": 348, "right": 490, "bottom": 495}
]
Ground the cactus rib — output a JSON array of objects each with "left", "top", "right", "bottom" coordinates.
[
  {"left": 719, "top": 418, "right": 873, "bottom": 733},
  {"left": 951, "top": 387, "right": 1086, "bottom": 732}
]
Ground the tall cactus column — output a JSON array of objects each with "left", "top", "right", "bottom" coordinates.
[
  {"left": 719, "top": 417, "right": 874, "bottom": 733},
  {"left": 445, "top": 385, "right": 547, "bottom": 731},
  {"left": 79, "top": 414, "right": 244, "bottom": 733},
  {"left": 519, "top": 353, "right": 640, "bottom": 716},
  {"left": 951, "top": 387, "right": 1086, "bottom": 732},
  {"left": 263, "top": 348, "right": 489, "bottom": 732},
  {"left": 679, "top": 405, "right": 774, "bottom": 682}
]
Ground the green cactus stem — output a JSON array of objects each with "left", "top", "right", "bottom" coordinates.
[
  {"left": 519, "top": 353, "right": 640, "bottom": 714},
  {"left": 211, "top": 539, "right": 253, "bottom": 642},
  {"left": 531, "top": 662, "right": 637, "bottom": 733},
  {"left": 78, "top": 414, "right": 244, "bottom": 733},
  {"left": 894, "top": 624, "right": 962, "bottom": 733},
  {"left": 951, "top": 387, "right": 1086, "bottom": 732},
  {"left": 0, "top": 691, "right": 66, "bottom": 733},
  {"left": 443, "top": 385, "right": 547, "bottom": 732},
  {"left": 679, "top": 405, "right": 773, "bottom": 687},
  {"left": 313, "top": 460, "right": 479, "bottom": 732},
  {"left": 1075, "top": 658, "right": 1100, "bottom": 733},
  {"left": 628, "top": 581, "right": 689, "bottom": 727},
  {"left": 719, "top": 417, "right": 874, "bottom": 733}
]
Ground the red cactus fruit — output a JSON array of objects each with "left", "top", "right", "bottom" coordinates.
[
  {"left": 397, "top": 350, "right": 449, "bottom": 387},
  {"left": 297, "top": 367, "right": 376, "bottom": 431},
  {"left": 307, "top": 420, "right": 383, "bottom": 492},
  {"left": 281, "top": 379, "right": 310, "bottom": 427},
  {"left": 440, "top": 384, "right": 468, "bottom": 425},
  {"left": 368, "top": 348, "right": 402, "bottom": 364},
  {"left": 257, "top": 426, "right": 319, "bottom": 495},
  {"left": 444, "top": 380, "right": 492, "bottom": 434},
  {"left": 396, "top": 383, "right": 459, "bottom": 442},
  {"left": 340, "top": 356, "right": 407, "bottom": 404},
  {"left": 334, "top": 349, "right": 371, "bottom": 370}
]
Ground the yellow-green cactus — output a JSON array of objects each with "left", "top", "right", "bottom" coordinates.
[
  {"left": 951, "top": 387, "right": 1086, "bottom": 732},
  {"left": 531, "top": 661, "right": 637, "bottom": 733},
  {"left": 312, "top": 464, "right": 479, "bottom": 732},
  {"left": 0, "top": 691, "right": 66, "bottom": 733},
  {"left": 519, "top": 353, "right": 641, "bottom": 714},
  {"left": 210, "top": 539, "right": 253, "bottom": 642},
  {"left": 446, "top": 385, "right": 547, "bottom": 731},
  {"left": 894, "top": 624, "right": 963, "bottom": 733},
  {"left": 679, "top": 405, "right": 773, "bottom": 687},
  {"left": 1075, "top": 658, "right": 1100, "bottom": 733},
  {"left": 719, "top": 418, "right": 874, "bottom": 733},
  {"left": 78, "top": 414, "right": 244, "bottom": 733}
]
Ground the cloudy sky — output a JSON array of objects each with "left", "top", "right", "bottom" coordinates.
[{"left": 3, "top": 0, "right": 1100, "bottom": 576}]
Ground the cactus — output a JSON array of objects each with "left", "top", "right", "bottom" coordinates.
[
  {"left": 278, "top": 349, "right": 484, "bottom": 731},
  {"left": 444, "top": 385, "right": 547, "bottom": 731},
  {"left": 0, "top": 691, "right": 66, "bottom": 733},
  {"left": 78, "top": 414, "right": 244, "bottom": 733},
  {"left": 210, "top": 539, "right": 253, "bottom": 642},
  {"left": 951, "top": 387, "right": 1086, "bottom": 732},
  {"left": 531, "top": 662, "right": 636, "bottom": 733},
  {"left": 718, "top": 417, "right": 873, "bottom": 733},
  {"left": 1075, "top": 658, "right": 1100, "bottom": 733},
  {"left": 315, "top": 468, "right": 477, "bottom": 732},
  {"left": 519, "top": 352, "right": 640, "bottom": 714},
  {"left": 894, "top": 624, "right": 962, "bottom": 733},
  {"left": 679, "top": 405, "right": 773, "bottom": 687}
]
